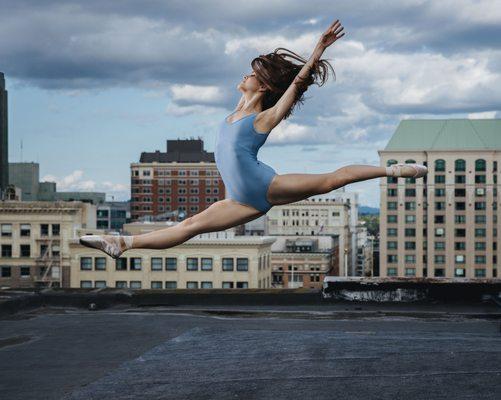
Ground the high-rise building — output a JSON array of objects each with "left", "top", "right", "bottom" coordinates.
[
  {"left": 131, "top": 138, "right": 224, "bottom": 221},
  {"left": 0, "top": 72, "right": 8, "bottom": 198},
  {"left": 379, "top": 119, "right": 501, "bottom": 279}
]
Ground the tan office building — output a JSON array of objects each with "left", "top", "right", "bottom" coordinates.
[
  {"left": 379, "top": 119, "right": 501, "bottom": 279},
  {"left": 0, "top": 200, "right": 96, "bottom": 288},
  {"left": 70, "top": 226, "right": 274, "bottom": 290}
]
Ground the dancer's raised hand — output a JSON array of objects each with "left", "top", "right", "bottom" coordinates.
[{"left": 317, "top": 19, "right": 345, "bottom": 50}]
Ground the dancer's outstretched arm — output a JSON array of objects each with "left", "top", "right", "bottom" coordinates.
[{"left": 263, "top": 18, "right": 345, "bottom": 129}]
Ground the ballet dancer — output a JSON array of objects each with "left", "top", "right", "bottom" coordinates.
[{"left": 80, "top": 18, "right": 427, "bottom": 258}]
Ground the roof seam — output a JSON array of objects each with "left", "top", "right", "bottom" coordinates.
[
  {"left": 429, "top": 120, "right": 447, "bottom": 149},
  {"left": 468, "top": 120, "right": 488, "bottom": 149}
]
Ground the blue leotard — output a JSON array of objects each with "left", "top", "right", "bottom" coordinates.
[{"left": 215, "top": 110, "right": 277, "bottom": 213}]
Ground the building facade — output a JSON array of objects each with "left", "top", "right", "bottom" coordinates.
[
  {"left": 0, "top": 201, "right": 97, "bottom": 288},
  {"left": 379, "top": 119, "right": 501, "bottom": 279},
  {"left": 70, "top": 228, "right": 274, "bottom": 290},
  {"left": 131, "top": 139, "right": 225, "bottom": 221},
  {"left": 0, "top": 72, "right": 8, "bottom": 198}
]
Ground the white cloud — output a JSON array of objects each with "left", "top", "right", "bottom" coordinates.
[
  {"left": 165, "top": 102, "right": 224, "bottom": 117},
  {"left": 467, "top": 111, "right": 498, "bottom": 119},
  {"left": 170, "top": 84, "right": 225, "bottom": 103}
]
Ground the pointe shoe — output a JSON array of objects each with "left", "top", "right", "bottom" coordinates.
[
  {"left": 387, "top": 163, "right": 428, "bottom": 178},
  {"left": 79, "top": 234, "right": 124, "bottom": 259}
]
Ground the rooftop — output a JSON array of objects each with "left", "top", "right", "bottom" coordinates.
[
  {"left": 1, "top": 284, "right": 501, "bottom": 400},
  {"left": 383, "top": 118, "right": 501, "bottom": 151}
]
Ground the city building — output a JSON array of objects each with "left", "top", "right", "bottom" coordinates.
[
  {"left": 131, "top": 138, "right": 224, "bottom": 221},
  {"left": 0, "top": 72, "right": 8, "bottom": 198},
  {"left": 379, "top": 119, "right": 501, "bottom": 278},
  {"left": 0, "top": 200, "right": 97, "bottom": 288},
  {"left": 70, "top": 225, "right": 274, "bottom": 290}
]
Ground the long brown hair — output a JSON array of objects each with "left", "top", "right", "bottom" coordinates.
[{"left": 251, "top": 47, "right": 335, "bottom": 120}]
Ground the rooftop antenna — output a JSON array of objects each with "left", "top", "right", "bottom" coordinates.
[{"left": 20, "top": 139, "right": 23, "bottom": 162}]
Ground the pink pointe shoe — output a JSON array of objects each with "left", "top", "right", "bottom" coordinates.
[
  {"left": 79, "top": 235, "right": 125, "bottom": 259},
  {"left": 387, "top": 163, "right": 428, "bottom": 178}
]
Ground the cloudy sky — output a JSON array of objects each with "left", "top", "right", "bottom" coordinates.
[{"left": 2, "top": 0, "right": 500, "bottom": 207}]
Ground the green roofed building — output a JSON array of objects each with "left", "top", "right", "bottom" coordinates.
[{"left": 378, "top": 119, "right": 501, "bottom": 280}]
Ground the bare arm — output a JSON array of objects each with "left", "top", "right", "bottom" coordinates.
[{"left": 256, "top": 19, "right": 345, "bottom": 131}]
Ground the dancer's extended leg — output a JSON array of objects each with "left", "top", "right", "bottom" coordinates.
[{"left": 266, "top": 163, "right": 426, "bottom": 206}]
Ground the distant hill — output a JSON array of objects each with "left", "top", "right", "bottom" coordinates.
[{"left": 359, "top": 206, "right": 379, "bottom": 215}]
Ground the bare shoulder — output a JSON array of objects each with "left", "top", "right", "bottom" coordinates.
[{"left": 254, "top": 108, "right": 280, "bottom": 134}]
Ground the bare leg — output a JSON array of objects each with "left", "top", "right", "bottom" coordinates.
[
  {"left": 129, "top": 199, "right": 265, "bottom": 250},
  {"left": 267, "top": 164, "right": 389, "bottom": 206}
]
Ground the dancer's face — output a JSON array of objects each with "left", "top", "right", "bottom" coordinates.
[{"left": 238, "top": 70, "right": 265, "bottom": 93}]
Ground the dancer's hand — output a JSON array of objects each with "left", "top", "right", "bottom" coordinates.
[{"left": 317, "top": 19, "right": 345, "bottom": 50}]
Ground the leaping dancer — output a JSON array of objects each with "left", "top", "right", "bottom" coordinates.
[{"left": 80, "top": 18, "right": 427, "bottom": 258}]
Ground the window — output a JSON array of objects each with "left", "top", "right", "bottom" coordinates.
[
  {"left": 95, "top": 281, "right": 107, "bottom": 288},
  {"left": 20, "top": 224, "right": 31, "bottom": 237},
  {"left": 455, "top": 215, "right": 466, "bottom": 224},
  {"left": 434, "top": 268, "right": 445, "bottom": 277},
  {"left": 435, "top": 228, "right": 445, "bottom": 237},
  {"left": 434, "top": 255, "right": 445, "bottom": 264},
  {"left": 222, "top": 281, "right": 234, "bottom": 289},
  {"left": 1, "top": 224, "right": 12, "bottom": 237},
  {"left": 435, "top": 242, "right": 445, "bottom": 250},
  {"left": 404, "top": 255, "right": 416, "bottom": 263},
  {"left": 455, "top": 255, "right": 465, "bottom": 263},
  {"left": 130, "top": 258, "right": 142, "bottom": 271},
  {"left": 52, "top": 224, "right": 60, "bottom": 236},
  {"left": 435, "top": 202, "right": 446, "bottom": 210},
  {"left": 387, "top": 254, "right": 398, "bottom": 263},
  {"left": 454, "top": 188, "right": 466, "bottom": 197},
  {"left": 236, "top": 258, "right": 249, "bottom": 271},
  {"left": 130, "top": 281, "right": 142, "bottom": 289},
  {"left": 434, "top": 175, "right": 445, "bottom": 184},
  {"left": 201, "top": 281, "right": 213, "bottom": 289},
  {"left": 201, "top": 258, "right": 213, "bottom": 271},
  {"left": 475, "top": 228, "right": 486, "bottom": 237},
  {"left": 455, "top": 202, "right": 466, "bottom": 211},
  {"left": 40, "top": 224, "right": 49, "bottom": 236},
  {"left": 387, "top": 241, "right": 398, "bottom": 250},
  {"left": 20, "top": 244, "right": 30, "bottom": 257},
  {"left": 186, "top": 281, "right": 198, "bottom": 289},
  {"left": 80, "top": 257, "right": 92, "bottom": 270},
  {"left": 475, "top": 175, "right": 486, "bottom": 183},
  {"left": 435, "top": 188, "right": 446, "bottom": 197},
  {"left": 435, "top": 159, "right": 446, "bottom": 172},
  {"left": 475, "top": 187, "right": 486, "bottom": 196},
  {"left": 20, "top": 266, "right": 30, "bottom": 277},
  {"left": 151, "top": 257, "right": 163, "bottom": 271},
  {"left": 187, "top": 257, "right": 198, "bottom": 271},
  {"left": 405, "top": 202, "right": 416, "bottom": 211},
  {"left": 1, "top": 266, "right": 11, "bottom": 277},
  {"left": 80, "top": 280, "right": 92, "bottom": 288},
  {"left": 405, "top": 268, "right": 415, "bottom": 276},
  {"left": 95, "top": 257, "right": 106, "bottom": 271},
  {"left": 165, "top": 281, "right": 177, "bottom": 289},
  {"left": 405, "top": 215, "right": 416, "bottom": 223},
  {"left": 165, "top": 257, "right": 177, "bottom": 271},
  {"left": 115, "top": 281, "right": 127, "bottom": 288},
  {"left": 405, "top": 189, "right": 416, "bottom": 197},
  {"left": 116, "top": 258, "right": 127, "bottom": 271},
  {"left": 475, "top": 159, "right": 486, "bottom": 172},
  {"left": 387, "top": 188, "right": 397, "bottom": 196},
  {"left": 475, "top": 202, "right": 486, "bottom": 210},
  {"left": 475, "top": 255, "right": 486, "bottom": 264},
  {"left": 435, "top": 215, "right": 445, "bottom": 224},
  {"left": 405, "top": 228, "right": 416, "bottom": 237},
  {"left": 387, "top": 228, "right": 398, "bottom": 237},
  {"left": 387, "top": 176, "right": 398, "bottom": 184},
  {"left": 475, "top": 242, "right": 486, "bottom": 250},
  {"left": 455, "top": 242, "right": 466, "bottom": 250},
  {"left": 151, "top": 281, "right": 162, "bottom": 289},
  {"left": 387, "top": 214, "right": 398, "bottom": 223},
  {"left": 222, "top": 258, "right": 234, "bottom": 271},
  {"left": 387, "top": 267, "right": 397, "bottom": 276},
  {"left": 387, "top": 201, "right": 398, "bottom": 210},
  {"left": 455, "top": 159, "right": 466, "bottom": 172},
  {"left": 236, "top": 281, "right": 248, "bottom": 288},
  {"left": 455, "top": 229, "right": 466, "bottom": 237},
  {"left": 454, "top": 268, "right": 465, "bottom": 277},
  {"left": 405, "top": 241, "right": 415, "bottom": 250},
  {"left": 387, "top": 159, "right": 398, "bottom": 167},
  {"left": 474, "top": 269, "right": 486, "bottom": 278}
]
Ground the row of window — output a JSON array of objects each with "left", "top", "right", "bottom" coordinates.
[
  {"left": 79, "top": 280, "right": 250, "bottom": 289},
  {"left": 388, "top": 201, "right": 498, "bottom": 210},
  {"left": 132, "top": 170, "right": 220, "bottom": 177},
  {"left": 388, "top": 187, "right": 492, "bottom": 197},
  {"left": 387, "top": 214, "right": 495, "bottom": 224},
  {"left": 1, "top": 223, "right": 60, "bottom": 237},
  {"left": 387, "top": 228, "right": 495, "bottom": 237},
  {"left": 387, "top": 241, "right": 495, "bottom": 251},
  {"left": 385, "top": 267, "right": 492, "bottom": 278},
  {"left": 387, "top": 159, "right": 493, "bottom": 172},
  {"left": 131, "top": 197, "right": 220, "bottom": 204},
  {"left": 1, "top": 244, "right": 60, "bottom": 258},
  {"left": 387, "top": 254, "right": 493, "bottom": 264},
  {"left": 80, "top": 256, "right": 257, "bottom": 272}
]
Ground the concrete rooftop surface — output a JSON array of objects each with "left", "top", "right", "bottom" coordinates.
[{"left": 1, "top": 289, "right": 501, "bottom": 400}]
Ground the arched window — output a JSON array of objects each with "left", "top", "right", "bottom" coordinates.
[
  {"left": 435, "top": 159, "right": 446, "bottom": 172},
  {"left": 387, "top": 159, "right": 398, "bottom": 167},
  {"left": 455, "top": 159, "right": 466, "bottom": 172},
  {"left": 475, "top": 159, "right": 486, "bottom": 172},
  {"left": 405, "top": 159, "right": 416, "bottom": 164}
]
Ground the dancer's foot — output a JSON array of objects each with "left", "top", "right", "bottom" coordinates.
[
  {"left": 79, "top": 234, "right": 130, "bottom": 259},
  {"left": 386, "top": 163, "right": 428, "bottom": 178}
]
